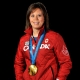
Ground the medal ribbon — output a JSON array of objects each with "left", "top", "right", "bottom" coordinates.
[{"left": 29, "top": 30, "right": 45, "bottom": 64}]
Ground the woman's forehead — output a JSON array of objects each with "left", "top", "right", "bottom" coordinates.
[{"left": 30, "top": 8, "right": 43, "bottom": 14}]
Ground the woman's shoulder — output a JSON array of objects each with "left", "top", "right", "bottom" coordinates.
[
  {"left": 46, "top": 30, "right": 61, "bottom": 36},
  {"left": 46, "top": 30, "right": 63, "bottom": 42},
  {"left": 46, "top": 29, "right": 63, "bottom": 40}
]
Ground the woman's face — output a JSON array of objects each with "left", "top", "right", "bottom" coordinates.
[{"left": 29, "top": 8, "right": 44, "bottom": 29}]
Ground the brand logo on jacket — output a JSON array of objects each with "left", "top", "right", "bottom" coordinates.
[
  {"left": 23, "top": 39, "right": 50, "bottom": 51},
  {"left": 62, "top": 45, "right": 69, "bottom": 56},
  {"left": 25, "top": 41, "right": 29, "bottom": 46},
  {"left": 23, "top": 41, "right": 29, "bottom": 51},
  {"left": 40, "top": 44, "right": 50, "bottom": 49},
  {"left": 45, "top": 39, "right": 49, "bottom": 43}
]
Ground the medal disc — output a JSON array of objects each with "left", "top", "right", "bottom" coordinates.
[{"left": 28, "top": 65, "right": 38, "bottom": 75}]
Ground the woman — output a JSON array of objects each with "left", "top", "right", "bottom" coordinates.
[{"left": 14, "top": 2, "right": 72, "bottom": 80}]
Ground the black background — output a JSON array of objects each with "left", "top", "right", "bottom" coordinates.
[{"left": 1, "top": 1, "right": 79, "bottom": 80}]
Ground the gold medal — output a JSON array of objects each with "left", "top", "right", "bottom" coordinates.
[{"left": 28, "top": 65, "right": 38, "bottom": 75}]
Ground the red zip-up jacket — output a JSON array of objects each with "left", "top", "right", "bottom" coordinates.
[{"left": 14, "top": 27, "right": 72, "bottom": 80}]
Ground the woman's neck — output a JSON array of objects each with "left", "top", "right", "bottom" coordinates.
[{"left": 32, "top": 28, "right": 40, "bottom": 37}]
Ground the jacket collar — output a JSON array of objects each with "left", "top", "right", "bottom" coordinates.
[{"left": 24, "top": 26, "right": 45, "bottom": 37}]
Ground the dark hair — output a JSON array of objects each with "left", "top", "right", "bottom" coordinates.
[{"left": 25, "top": 2, "right": 50, "bottom": 31}]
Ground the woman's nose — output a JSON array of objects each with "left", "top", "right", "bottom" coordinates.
[{"left": 34, "top": 16, "right": 38, "bottom": 20}]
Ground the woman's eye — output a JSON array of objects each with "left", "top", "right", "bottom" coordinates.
[
  {"left": 38, "top": 14, "right": 42, "bottom": 17},
  {"left": 30, "top": 14, "right": 42, "bottom": 17},
  {"left": 31, "top": 15, "right": 34, "bottom": 17}
]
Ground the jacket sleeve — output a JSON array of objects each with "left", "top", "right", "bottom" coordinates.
[
  {"left": 54, "top": 33, "right": 72, "bottom": 80},
  {"left": 14, "top": 39, "right": 25, "bottom": 80}
]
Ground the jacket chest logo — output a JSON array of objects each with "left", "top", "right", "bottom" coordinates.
[{"left": 23, "top": 39, "right": 50, "bottom": 51}]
